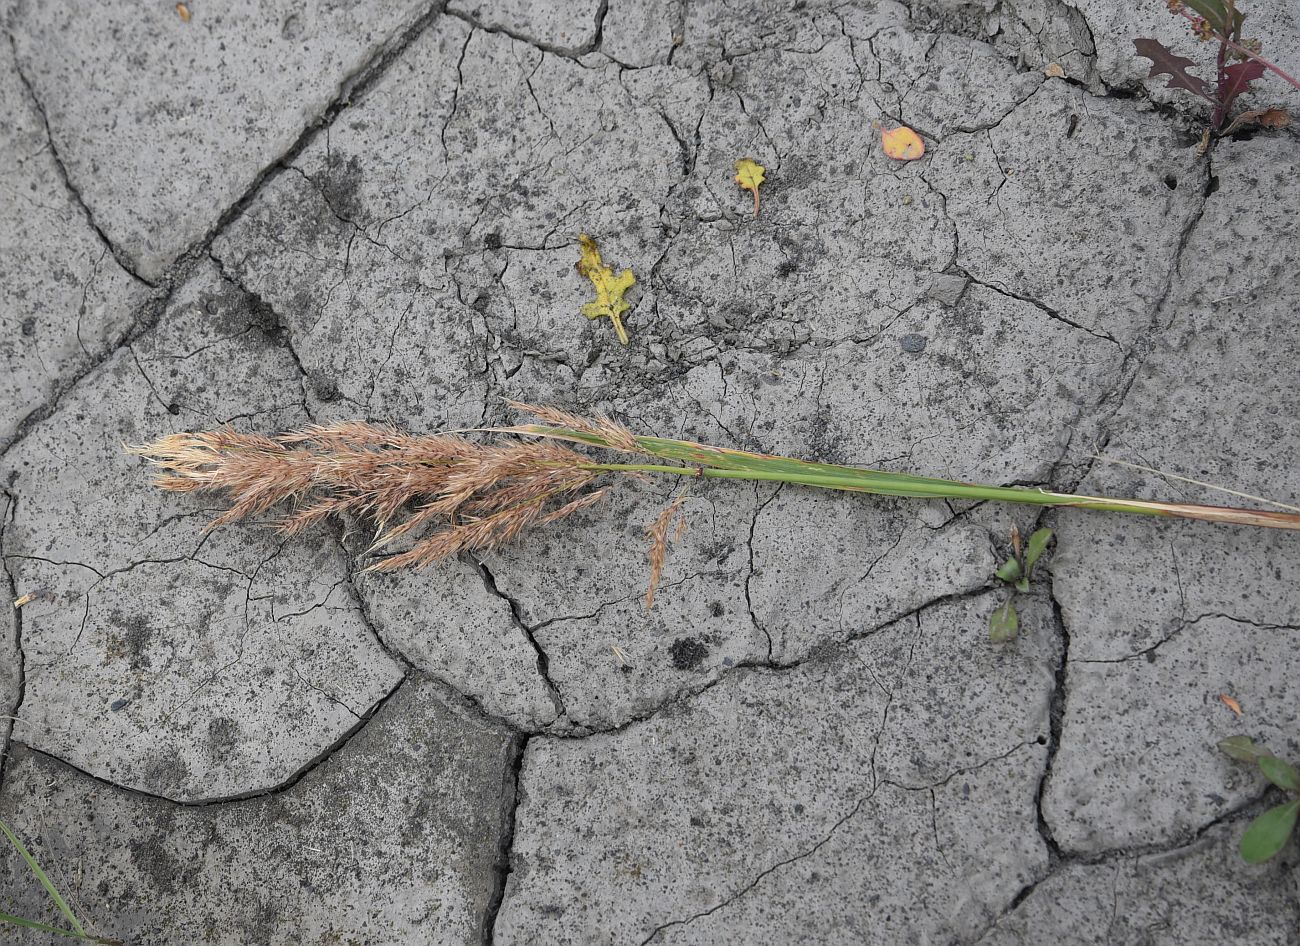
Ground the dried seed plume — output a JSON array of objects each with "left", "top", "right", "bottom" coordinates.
[
  {"left": 506, "top": 400, "right": 642, "bottom": 453},
  {"left": 644, "top": 494, "right": 687, "bottom": 609},
  {"left": 130, "top": 419, "right": 613, "bottom": 572},
  {"left": 130, "top": 404, "right": 692, "bottom": 600}
]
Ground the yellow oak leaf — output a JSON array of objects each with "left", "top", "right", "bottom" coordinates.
[
  {"left": 734, "top": 158, "right": 766, "bottom": 216},
  {"left": 576, "top": 234, "right": 635, "bottom": 345},
  {"left": 881, "top": 126, "right": 925, "bottom": 161}
]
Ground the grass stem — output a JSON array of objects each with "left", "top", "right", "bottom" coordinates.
[{"left": 130, "top": 406, "right": 1300, "bottom": 592}]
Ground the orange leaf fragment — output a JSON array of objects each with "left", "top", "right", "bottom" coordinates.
[
  {"left": 881, "top": 126, "right": 925, "bottom": 161},
  {"left": 1218, "top": 694, "right": 1244, "bottom": 716},
  {"left": 176, "top": 3, "right": 191, "bottom": 22},
  {"left": 1220, "top": 107, "right": 1291, "bottom": 137},
  {"left": 1258, "top": 108, "right": 1291, "bottom": 129}
]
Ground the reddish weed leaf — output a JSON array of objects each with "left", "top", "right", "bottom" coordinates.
[
  {"left": 1134, "top": 39, "right": 1213, "bottom": 101},
  {"left": 1221, "top": 60, "right": 1267, "bottom": 108}
]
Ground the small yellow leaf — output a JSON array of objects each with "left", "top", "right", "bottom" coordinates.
[
  {"left": 1218, "top": 694, "right": 1244, "bottom": 716},
  {"left": 734, "top": 158, "right": 766, "bottom": 217},
  {"left": 881, "top": 126, "right": 925, "bottom": 161},
  {"left": 176, "top": 2, "right": 191, "bottom": 21},
  {"left": 576, "top": 234, "right": 635, "bottom": 345},
  {"left": 12, "top": 592, "right": 36, "bottom": 608}
]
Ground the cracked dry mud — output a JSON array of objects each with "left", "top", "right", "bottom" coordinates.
[{"left": 1, "top": 0, "right": 1298, "bottom": 943}]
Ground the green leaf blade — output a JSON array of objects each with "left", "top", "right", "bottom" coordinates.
[
  {"left": 995, "top": 559, "right": 1022, "bottom": 583},
  {"left": 1258, "top": 756, "right": 1300, "bottom": 793},
  {"left": 1239, "top": 799, "right": 1300, "bottom": 864},
  {"left": 989, "top": 599, "right": 1019, "bottom": 642},
  {"left": 0, "top": 818, "right": 87, "bottom": 937},
  {"left": 0, "top": 912, "right": 101, "bottom": 941},
  {"left": 1219, "top": 735, "right": 1270, "bottom": 763},
  {"left": 1183, "top": 0, "right": 1245, "bottom": 38},
  {"left": 1024, "top": 528, "right": 1054, "bottom": 575}
]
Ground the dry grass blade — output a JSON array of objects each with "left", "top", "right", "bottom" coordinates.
[{"left": 1089, "top": 454, "right": 1300, "bottom": 514}]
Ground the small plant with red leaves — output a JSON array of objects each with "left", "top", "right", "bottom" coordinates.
[{"left": 1135, "top": 0, "right": 1298, "bottom": 134}]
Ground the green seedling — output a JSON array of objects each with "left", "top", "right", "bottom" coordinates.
[
  {"left": 989, "top": 526, "right": 1053, "bottom": 642},
  {"left": 1218, "top": 736, "right": 1300, "bottom": 863}
]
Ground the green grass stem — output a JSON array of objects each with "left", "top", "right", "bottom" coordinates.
[{"left": 507, "top": 425, "right": 1300, "bottom": 532}]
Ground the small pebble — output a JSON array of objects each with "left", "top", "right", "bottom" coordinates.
[
  {"left": 110, "top": 698, "right": 130, "bottom": 711},
  {"left": 900, "top": 333, "right": 927, "bottom": 353}
]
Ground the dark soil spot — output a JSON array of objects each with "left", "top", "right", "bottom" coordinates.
[{"left": 669, "top": 636, "right": 709, "bottom": 671}]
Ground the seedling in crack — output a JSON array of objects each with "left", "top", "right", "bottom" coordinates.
[
  {"left": 989, "top": 526, "right": 1053, "bottom": 642},
  {"left": 1218, "top": 736, "right": 1300, "bottom": 863},
  {"left": 1135, "top": 0, "right": 1299, "bottom": 135}
]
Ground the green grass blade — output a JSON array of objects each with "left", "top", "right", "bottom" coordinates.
[
  {"left": 0, "top": 912, "right": 102, "bottom": 941},
  {"left": 516, "top": 423, "right": 1300, "bottom": 532},
  {"left": 0, "top": 818, "right": 87, "bottom": 937}
]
